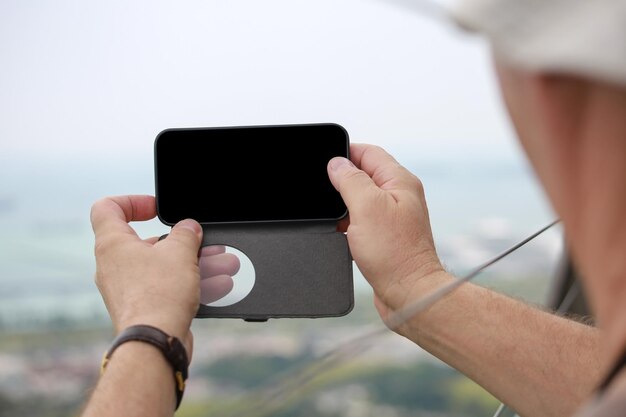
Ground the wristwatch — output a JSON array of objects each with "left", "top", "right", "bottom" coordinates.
[{"left": 100, "top": 324, "right": 189, "bottom": 410}]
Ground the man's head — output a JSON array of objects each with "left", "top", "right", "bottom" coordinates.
[
  {"left": 494, "top": 64, "right": 626, "bottom": 295},
  {"left": 449, "top": 0, "right": 626, "bottom": 327}
]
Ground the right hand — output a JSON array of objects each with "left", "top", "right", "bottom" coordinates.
[{"left": 327, "top": 144, "right": 447, "bottom": 331}]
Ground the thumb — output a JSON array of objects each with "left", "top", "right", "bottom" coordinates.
[
  {"left": 160, "top": 219, "right": 203, "bottom": 262},
  {"left": 327, "top": 157, "right": 381, "bottom": 213}
]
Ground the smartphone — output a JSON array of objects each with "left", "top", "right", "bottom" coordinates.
[{"left": 154, "top": 123, "right": 349, "bottom": 225}]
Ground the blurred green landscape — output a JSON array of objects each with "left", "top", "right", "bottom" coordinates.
[
  {"left": 0, "top": 273, "right": 552, "bottom": 417},
  {"left": 0, "top": 155, "right": 561, "bottom": 417}
]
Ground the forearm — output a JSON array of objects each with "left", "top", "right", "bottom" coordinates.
[
  {"left": 81, "top": 342, "right": 177, "bottom": 417},
  {"left": 403, "top": 272, "right": 602, "bottom": 417}
]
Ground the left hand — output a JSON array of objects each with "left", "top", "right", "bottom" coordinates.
[{"left": 90, "top": 195, "right": 237, "bottom": 357}]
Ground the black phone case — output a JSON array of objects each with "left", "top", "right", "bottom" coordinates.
[
  {"left": 160, "top": 221, "right": 354, "bottom": 321},
  {"left": 202, "top": 221, "right": 353, "bottom": 320}
]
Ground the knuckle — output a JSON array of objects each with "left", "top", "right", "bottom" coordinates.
[
  {"left": 94, "top": 235, "right": 116, "bottom": 257},
  {"left": 362, "top": 144, "right": 384, "bottom": 161},
  {"left": 409, "top": 173, "right": 424, "bottom": 193},
  {"left": 342, "top": 167, "right": 367, "bottom": 183},
  {"left": 89, "top": 200, "right": 103, "bottom": 222},
  {"left": 93, "top": 272, "right": 102, "bottom": 288},
  {"left": 165, "top": 230, "right": 201, "bottom": 253},
  {"left": 90, "top": 197, "right": 114, "bottom": 225},
  {"left": 172, "top": 228, "right": 197, "bottom": 244},
  {"left": 90, "top": 197, "right": 110, "bottom": 214}
]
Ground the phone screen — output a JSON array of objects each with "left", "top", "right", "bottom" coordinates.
[{"left": 154, "top": 123, "right": 349, "bottom": 225}]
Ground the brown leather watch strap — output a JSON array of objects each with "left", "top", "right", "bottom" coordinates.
[{"left": 101, "top": 324, "right": 189, "bottom": 410}]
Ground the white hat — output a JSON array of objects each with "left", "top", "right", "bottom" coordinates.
[{"left": 448, "top": 0, "right": 626, "bottom": 86}]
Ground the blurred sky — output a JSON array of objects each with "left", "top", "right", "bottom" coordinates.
[
  {"left": 0, "top": 0, "right": 564, "bottom": 320},
  {"left": 0, "top": 0, "right": 524, "bottom": 164}
]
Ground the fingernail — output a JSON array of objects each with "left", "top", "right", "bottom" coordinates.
[
  {"left": 329, "top": 157, "right": 354, "bottom": 171},
  {"left": 176, "top": 219, "right": 202, "bottom": 235}
]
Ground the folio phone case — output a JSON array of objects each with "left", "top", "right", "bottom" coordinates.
[
  {"left": 160, "top": 221, "right": 354, "bottom": 321},
  {"left": 195, "top": 221, "right": 353, "bottom": 320}
]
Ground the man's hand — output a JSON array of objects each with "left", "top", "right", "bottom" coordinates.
[
  {"left": 90, "top": 195, "right": 237, "bottom": 355},
  {"left": 327, "top": 144, "right": 446, "bottom": 330},
  {"left": 84, "top": 195, "right": 240, "bottom": 417},
  {"left": 328, "top": 145, "right": 602, "bottom": 417}
]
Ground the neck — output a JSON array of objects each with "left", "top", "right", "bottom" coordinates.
[
  {"left": 518, "top": 74, "right": 626, "bottom": 372},
  {"left": 556, "top": 81, "right": 626, "bottom": 371},
  {"left": 500, "top": 70, "right": 626, "bottom": 375}
]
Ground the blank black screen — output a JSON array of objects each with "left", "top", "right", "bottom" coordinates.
[{"left": 155, "top": 124, "right": 349, "bottom": 224}]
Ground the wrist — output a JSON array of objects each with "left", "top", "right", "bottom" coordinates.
[
  {"left": 116, "top": 312, "right": 191, "bottom": 340},
  {"left": 84, "top": 342, "right": 177, "bottom": 417},
  {"left": 101, "top": 324, "right": 190, "bottom": 410},
  {"left": 115, "top": 314, "right": 194, "bottom": 358},
  {"left": 377, "top": 256, "right": 446, "bottom": 312},
  {"left": 386, "top": 270, "right": 453, "bottom": 339}
]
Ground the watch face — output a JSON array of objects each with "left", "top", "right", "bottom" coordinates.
[{"left": 155, "top": 123, "right": 349, "bottom": 224}]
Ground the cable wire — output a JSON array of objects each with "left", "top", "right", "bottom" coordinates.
[{"left": 213, "top": 219, "right": 561, "bottom": 417}]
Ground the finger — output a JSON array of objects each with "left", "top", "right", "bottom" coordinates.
[
  {"left": 157, "top": 219, "right": 203, "bottom": 264},
  {"left": 200, "top": 275, "right": 234, "bottom": 304},
  {"left": 349, "top": 144, "right": 421, "bottom": 193},
  {"left": 143, "top": 236, "right": 160, "bottom": 245},
  {"left": 200, "top": 245, "right": 226, "bottom": 257},
  {"left": 327, "top": 156, "right": 384, "bottom": 212},
  {"left": 91, "top": 195, "right": 156, "bottom": 239},
  {"left": 199, "top": 253, "right": 241, "bottom": 278}
]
